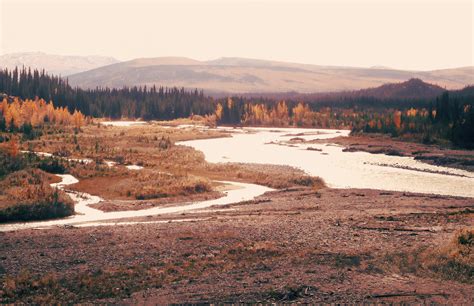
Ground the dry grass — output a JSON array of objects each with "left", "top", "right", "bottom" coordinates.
[
  {"left": 204, "top": 163, "right": 325, "bottom": 189},
  {"left": 125, "top": 171, "right": 212, "bottom": 200},
  {"left": 383, "top": 228, "right": 474, "bottom": 283},
  {"left": 439, "top": 228, "right": 473, "bottom": 264},
  {"left": 420, "top": 228, "right": 474, "bottom": 283}
]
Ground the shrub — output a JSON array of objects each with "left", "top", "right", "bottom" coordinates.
[
  {"left": 0, "top": 193, "right": 74, "bottom": 222},
  {"left": 0, "top": 149, "right": 67, "bottom": 179},
  {"left": 157, "top": 136, "right": 171, "bottom": 150},
  {"left": 38, "top": 158, "right": 67, "bottom": 174},
  {"left": 0, "top": 150, "right": 28, "bottom": 179},
  {"left": 0, "top": 169, "right": 74, "bottom": 222}
]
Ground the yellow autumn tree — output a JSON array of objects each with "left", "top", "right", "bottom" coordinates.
[
  {"left": 406, "top": 108, "right": 417, "bottom": 117},
  {"left": 0, "top": 98, "right": 7, "bottom": 114},
  {"left": 46, "top": 101, "right": 55, "bottom": 123},
  {"left": 9, "top": 100, "right": 22, "bottom": 128},
  {"left": 3, "top": 104, "right": 13, "bottom": 128},
  {"left": 215, "top": 103, "right": 223, "bottom": 121},
  {"left": 292, "top": 102, "right": 312, "bottom": 126},
  {"left": 72, "top": 110, "right": 85, "bottom": 129},
  {"left": 0, "top": 97, "right": 88, "bottom": 130},
  {"left": 269, "top": 100, "right": 289, "bottom": 126},
  {"left": 8, "top": 137, "right": 19, "bottom": 157},
  {"left": 393, "top": 110, "right": 402, "bottom": 130}
]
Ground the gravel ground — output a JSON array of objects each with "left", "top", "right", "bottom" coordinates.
[{"left": 1, "top": 187, "right": 472, "bottom": 304}]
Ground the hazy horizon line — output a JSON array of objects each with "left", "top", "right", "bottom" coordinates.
[{"left": 1, "top": 50, "right": 473, "bottom": 72}]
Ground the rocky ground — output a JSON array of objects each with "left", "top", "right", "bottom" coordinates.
[{"left": 1, "top": 187, "right": 472, "bottom": 304}]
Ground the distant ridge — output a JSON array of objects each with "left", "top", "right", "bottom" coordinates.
[
  {"left": 0, "top": 52, "right": 119, "bottom": 76},
  {"left": 127, "top": 57, "right": 203, "bottom": 67},
  {"left": 67, "top": 56, "right": 473, "bottom": 94},
  {"left": 235, "top": 78, "right": 450, "bottom": 102}
]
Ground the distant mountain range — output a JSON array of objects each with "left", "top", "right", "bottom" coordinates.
[
  {"left": 1, "top": 53, "right": 473, "bottom": 94},
  {"left": 67, "top": 57, "right": 473, "bottom": 94},
  {"left": 0, "top": 52, "right": 119, "bottom": 76}
]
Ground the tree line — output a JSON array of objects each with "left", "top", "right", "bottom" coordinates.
[
  {"left": 350, "top": 91, "right": 474, "bottom": 148},
  {"left": 0, "top": 67, "right": 215, "bottom": 120},
  {"left": 214, "top": 92, "right": 474, "bottom": 148}
]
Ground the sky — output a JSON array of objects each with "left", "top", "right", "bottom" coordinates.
[{"left": 0, "top": 0, "right": 472, "bottom": 71}]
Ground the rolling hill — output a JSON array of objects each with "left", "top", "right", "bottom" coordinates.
[
  {"left": 245, "top": 78, "right": 448, "bottom": 102},
  {"left": 348, "top": 78, "right": 446, "bottom": 100},
  {"left": 67, "top": 57, "right": 473, "bottom": 94}
]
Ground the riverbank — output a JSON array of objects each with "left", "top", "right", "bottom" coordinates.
[
  {"left": 1, "top": 186, "right": 472, "bottom": 303},
  {"left": 307, "top": 133, "right": 474, "bottom": 172}
]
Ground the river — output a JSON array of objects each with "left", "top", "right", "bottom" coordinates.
[
  {"left": 0, "top": 175, "right": 271, "bottom": 232},
  {"left": 2, "top": 126, "right": 472, "bottom": 231},
  {"left": 179, "top": 127, "right": 474, "bottom": 198}
]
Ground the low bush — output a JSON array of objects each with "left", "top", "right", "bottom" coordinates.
[
  {"left": 423, "top": 228, "right": 473, "bottom": 283},
  {"left": 0, "top": 169, "right": 74, "bottom": 222},
  {"left": 38, "top": 158, "right": 67, "bottom": 174},
  {"left": 0, "top": 195, "right": 74, "bottom": 222},
  {"left": 0, "top": 149, "right": 68, "bottom": 179}
]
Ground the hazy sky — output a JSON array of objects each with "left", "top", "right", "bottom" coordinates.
[{"left": 1, "top": 0, "right": 472, "bottom": 70}]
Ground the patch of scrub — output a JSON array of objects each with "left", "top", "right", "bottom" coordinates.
[{"left": 22, "top": 151, "right": 93, "bottom": 164}]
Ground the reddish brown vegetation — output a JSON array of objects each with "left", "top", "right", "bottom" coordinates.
[{"left": 0, "top": 169, "right": 73, "bottom": 222}]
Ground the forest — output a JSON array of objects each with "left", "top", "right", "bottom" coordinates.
[
  {"left": 214, "top": 93, "right": 474, "bottom": 148},
  {"left": 0, "top": 67, "right": 215, "bottom": 120},
  {"left": 0, "top": 67, "right": 473, "bottom": 148},
  {"left": 353, "top": 92, "right": 474, "bottom": 148}
]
